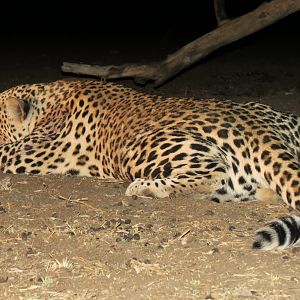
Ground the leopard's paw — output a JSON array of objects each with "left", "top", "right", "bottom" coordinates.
[{"left": 125, "top": 179, "right": 170, "bottom": 198}]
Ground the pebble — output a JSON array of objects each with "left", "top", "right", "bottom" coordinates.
[
  {"left": 204, "top": 294, "right": 215, "bottom": 300},
  {"left": 123, "top": 233, "right": 133, "bottom": 241},
  {"left": 0, "top": 276, "right": 8, "bottom": 283},
  {"left": 205, "top": 210, "right": 214, "bottom": 216},
  {"left": 210, "top": 247, "right": 219, "bottom": 254},
  {"left": 51, "top": 212, "right": 58, "bottom": 218},
  {"left": 211, "top": 226, "right": 221, "bottom": 231},
  {"left": 228, "top": 225, "right": 236, "bottom": 231},
  {"left": 26, "top": 247, "right": 37, "bottom": 256},
  {"left": 133, "top": 233, "right": 140, "bottom": 240},
  {"left": 21, "top": 231, "right": 32, "bottom": 240},
  {"left": 89, "top": 226, "right": 103, "bottom": 232},
  {"left": 146, "top": 224, "right": 153, "bottom": 230}
]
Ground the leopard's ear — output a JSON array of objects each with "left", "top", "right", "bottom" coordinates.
[{"left": 6, "top": 97, "right": 29, "bottom": 122}]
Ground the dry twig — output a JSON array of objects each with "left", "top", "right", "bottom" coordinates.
[{"left": 53, "top": 194, "right": 103, "bottom": 213}]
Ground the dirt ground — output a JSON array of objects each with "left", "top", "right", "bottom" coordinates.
[{"left": 0, "top": 20, "right": 300, "bottom": 300}]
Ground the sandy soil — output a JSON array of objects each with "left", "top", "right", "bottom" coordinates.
[{"left": 0, "top": 25, "right": 300, "bottom": 299}]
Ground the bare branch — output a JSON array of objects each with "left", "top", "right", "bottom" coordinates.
[
  {"left": 62, "top": 0, "right": 300, "bottom": 86},
  {"left": 214, "top": 0, "right": 228, "bottom": 26}
]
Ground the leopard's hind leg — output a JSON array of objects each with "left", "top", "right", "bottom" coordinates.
[
  {"left": 125, "top": 169, "right": 226, "bottom": 198},
  {"left": 125, "top": 133, "right": 228, "bottom": 199}
]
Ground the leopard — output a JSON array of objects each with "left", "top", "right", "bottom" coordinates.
[{"left": 0, "top": 79, "right": 300, "bottom": 251}]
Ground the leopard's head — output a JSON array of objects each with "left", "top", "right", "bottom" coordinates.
[{"left": 0, "top": 94, "right": 33, "bottom": 143}]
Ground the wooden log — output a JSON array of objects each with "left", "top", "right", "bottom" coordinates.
[{"left": 62, "top": 0, "right": 300, "bottom": 86}]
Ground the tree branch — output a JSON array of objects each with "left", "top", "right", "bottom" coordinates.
[
  {"left": 62, "top": 0, "right": 300, "bottom": 86},
  {"left": 214, "top": 0, "right": 228, "bottom": 26}
]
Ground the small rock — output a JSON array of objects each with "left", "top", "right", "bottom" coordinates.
[
  {"left": 51, "top": 212, "right": 58, "bottom": 218},
  {"left": 210, "top": 247, "right": 219, "bottom": 254},
  {"left": 204, "top": 294, "right": 215, "bottom": 300},
  {"left": 205, "top": 210, "right": 214, "bottom": 216},
  {"left": 0, "top": 206, "right": 6, "bottom": 213},
  {"left": 249, "top": 212, "right": 258, "bottom": 217},
  {"left": 250, "top": 290, "right": 258, "bottom": 296},
  {"left": 109, "top": 218, "right": 117, "bottom": 224},
  {"left": 21, "top": 231, "right": 32, "bottom": 240},
  {"left": 228, "top": 225, "right": 236, "bottom": 231},
  {"left": 89, "top": 226, "right": 103, "bottom": 232},
  {"left": 123, "top": 233, "right": 133, "bottom": 241},
  {"left": 211, "top": 226, "right": 221, "bottom": 231},
  {"left": 0, "top": 276, "right": 8, "bottom": 283},
  {"left": 146, "top": 224, "right": 153, "bottom": 230},
  {"left": 133, "top": 233, "right": 140, "bottom": 240},
  {"left": 26, "top": 247, "right": 37, "bottom": 256}
]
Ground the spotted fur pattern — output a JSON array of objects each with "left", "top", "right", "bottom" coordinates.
[{"left": 0, "top": 80, "right": 300, "bottom": 250}]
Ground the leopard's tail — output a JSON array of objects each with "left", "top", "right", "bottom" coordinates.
[{"left": 252, "top": 216, "right": 300, "bottom": 250}]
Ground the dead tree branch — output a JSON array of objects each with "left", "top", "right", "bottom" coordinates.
[
  {"left": 62, "top": 0, "right": 300, "bottom": 86},
  {"left": 214, "top": 0, "right": 228, "bottom": 26}
]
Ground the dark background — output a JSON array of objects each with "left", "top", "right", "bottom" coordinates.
[
  {"left": 0, "top": 0, "right": 299, "bottom": 114},
  {"left": 2, "top": 1, "right": 297, "bottom": 36}
]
